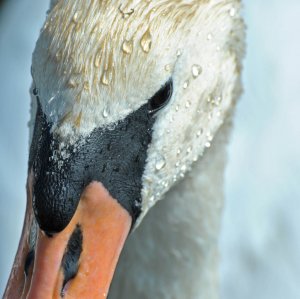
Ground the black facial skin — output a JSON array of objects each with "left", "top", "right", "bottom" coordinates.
[
  {"left": 30, "top": 101, "right": 154, "bottom": 233},
  {"left": 29, "top": 79, "right": 173, "bottom": 234}
]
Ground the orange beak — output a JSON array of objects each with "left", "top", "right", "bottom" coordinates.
[
  {"left": 4, "top": 181, "right": 131, "bottom": 299},
  {"left": 4, "top": 88, "right": 154, "bottom": 298}
]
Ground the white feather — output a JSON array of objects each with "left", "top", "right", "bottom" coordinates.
[{"left": 29, "top": 0, "right": 245, "bottom": 297}]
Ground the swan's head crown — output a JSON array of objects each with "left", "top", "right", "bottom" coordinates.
[{"left": 31, "top": 0, "right": 244, "bottom": 224}]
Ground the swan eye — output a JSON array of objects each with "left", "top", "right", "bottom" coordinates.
[
  {"left": 148, "top": 79, "right": 173, "bottom": 115},
  {"left": 32, "top": 87, "right": 39, "bottom": 96}
]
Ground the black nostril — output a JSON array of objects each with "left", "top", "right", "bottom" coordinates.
[
  {"left": 61, "top": 224, "right": 83, "bottom": 297},
  {"left": 24, "top": 250, "right": 35, "bottom": 277}
]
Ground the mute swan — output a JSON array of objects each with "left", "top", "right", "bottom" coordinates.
[{"left": 4, "top": 0, "right": 245, "bottom": 298}]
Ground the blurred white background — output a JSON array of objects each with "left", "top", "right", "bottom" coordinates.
[{"left": 0, "top": 0, "right": 299, "bottom": 298}]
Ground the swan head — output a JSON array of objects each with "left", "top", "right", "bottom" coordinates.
[{"left": 5, "top": 0, "right": 244, "bottom": 298}]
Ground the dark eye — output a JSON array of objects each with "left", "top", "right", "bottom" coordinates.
[
  {"left": 148, "top": 79, "right": 173, "bottom": 115},
  {"left": 32, "top": 87, "right": 39, "bottom": 96}
]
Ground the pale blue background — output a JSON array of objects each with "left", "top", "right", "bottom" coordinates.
[{"left": 0, "top": 1, "right": 299, "bottom": 298}]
